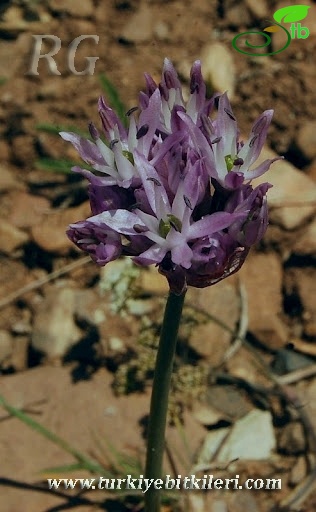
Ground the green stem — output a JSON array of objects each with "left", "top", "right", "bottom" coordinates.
[{"left": 144, "top": 290, "right": 186, "bottom": 512}]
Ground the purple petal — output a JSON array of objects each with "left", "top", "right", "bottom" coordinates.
[
  {"left": 60, "top": 132, "right": 104, "bottom": 166},
  {"left": 189, "top": 212, "right": 244, "bottom": 239},
  {"left": 88, "top": 209, "right": 146, "bottom": 235}
]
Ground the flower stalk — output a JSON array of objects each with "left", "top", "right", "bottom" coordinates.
[{"left": 144, "top": 290, "right": 186, "bottom": 512}]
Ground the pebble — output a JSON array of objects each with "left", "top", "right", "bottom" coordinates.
[
  {"left": 292, "top": 218, "right": 316, "bottom": 256},
  {"left": 292, "top": 269, "right": 316, "bottom": 338},
  {"left": 48, "top": 0, "right": 95, "bottom": 18},
  {"left": 252, "top": 146, "right": 316, "bottom": 230},
  {"left": 277, "top": 422, "right": 306, "bottom": 455},
  {"left": 31, "top": 201, "right": 90, "bottom": 255},
  {"left": 200, "top": 43, "right": 236, "bottom": 99},
  {"left": 11, "top": 135, "right": 37, "bottom": 165},
  {"left": 139, "top": 268, "right": 168, "bottom": 295},
  {"left": 0, "top": 164, "right": 22, "bottom": 192},
  {"left": 0, "top": 330, "right": 14, "bottom": 367},
  {"left": 189, "top": 279, "right": 240, "bottom": 365},
  {"left": 8, "top": 191, "right": 50, "bottom": 229},
  {"left": 153, "top": 21, "right": 169, "bottom": 41},
  {"left": 31, "top": 287, "right": 81, "bottom": 358},
  {"left": 0, "top": 219, "right": 29, "bottom": 255},
  {"left": 217, "top": 409, "right": 276, "bottom": 462},
  {"left": 289, "top": 456, "right": 307, "bottom": 486},
  {"left": 296, "top": 120, "right": 316, "bottom": 161},
  {"left": 120, "top": 2, "right": 153, "bottom": 43},
  {"left": 245, "top": 0, "right": 268, "bottom": 18},
  {"left": 239, "top": 252, "right": 288, "bottom": 350}
]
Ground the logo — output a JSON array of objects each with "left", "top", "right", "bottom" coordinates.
[{"left": 232, "top": 5, "right": 310, "bottom": 56}]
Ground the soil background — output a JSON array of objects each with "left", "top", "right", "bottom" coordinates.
[{"left": 1, "top": 1, "right": 316, "bottom": 511}]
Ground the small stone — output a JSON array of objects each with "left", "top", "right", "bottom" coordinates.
[
  {"left": 289, "top": 456, "right": 307, "bottom": 486},
  {"left": 245, "top": 0, "right": 268, "bottom": 18},
  {"left": 0, "top": 219, "right": 29, "bottom": 254},
  {"left": 292, "top": 269, "right": 316, "bottom": 338},
  {"left": 0, "top": 164, "right": 22, "bottom": 192},
  {"left": 227, "top": 492, "right": 260, "bottom": 512},
  {"left": 139, "top": 267, "right": 168, "bottom": 294},
  {"left": 48, "top": 0, "right": 94, "bottom": 17},
  {"left": 11, "top": 335, "right": 29, "bottom": 371},
  {"left": 277, "top": 422, "right": 306, "bottom": 455},
  {"left": 297, "top": 120, "right": 316, "bottom": 161},
  {"left": 189, "top": 279, "right": 240, "bottom": 365},
  {"left": 239, "top": 252, "right": 288, "bottom": 350},
  {"left": 120, "top": 3, "right": 153, "bottom": 43},
  {"left": 200, "top": 43, "right": 236, "bottom": 99},
  {"left": 108, "top": 337, "right": 125, "bottom": 353},
  {"left": 226, "top": 5, "right": 252, "bottom": 27},
  {"left": 0, "top": 330, "right": 14, "bottom": 367},
  {"left": 8, "top": 191, "right": 50, "bottom": 229},
  {"left": 306, "top": 160, "right": 316, "bottom": 183},
  {"left": 31, "top": 287, "right": 81, "bottom": 358},
  {"left": 153, "top": 21, "right": 169, "bottom": 41},
  {"left": 217, "top": 409, "right": 276, "bottom": 462},
  {"left": 292, "top": 219, "right": 316, "bottom": 256},
  {"left": 11, "top": 135, "right": 37, "bottom": 166},
  {"left": 0, "top": 141, "right": 10, "bottom": 162},
  {"left": 253, "top": 146, "right": 316, "bottom": 230},
  {"left": 31, "top": 201, "right": 90, "bottom": 254}
]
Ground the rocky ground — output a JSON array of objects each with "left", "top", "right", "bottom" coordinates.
[{"left": 0, "top": 1, "right": 316, "bottom": 511}]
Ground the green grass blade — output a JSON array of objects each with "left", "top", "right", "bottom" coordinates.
[
  {"left": 36, "top": 123, "right": 89, "bottom": 137},
  {"left": 0, "top": 394, "right": 105, "bottom": 474},
  {"left": 35, "top": 158, "right": 78, "bottom": 174}
]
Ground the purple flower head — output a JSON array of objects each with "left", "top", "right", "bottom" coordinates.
[{"left": 61, "top": 60, "right": 279, "bottom": 294}]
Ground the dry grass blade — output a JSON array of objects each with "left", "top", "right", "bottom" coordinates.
[{"left": 0, "top": 256, "right": 91, "bottom": 310}]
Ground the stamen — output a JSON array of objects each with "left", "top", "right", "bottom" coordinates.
[
  {"left": 249, "top": 134, "right": 258, "bottom": 147},
  {"left": 233, "top": 157, "right": 244, "bottom": 166},
  {"left": 99, "top": 110, "right": 113, "bottom": 132},
  {"left": 129, "top": 202, "right": 142, "bottom": 211},
  {"left": 169, "top": 220, "right": 180, "bottom": 232},
  {"left": 224, "top": 108, "right": 236, "bottom": 121},
  {"left": 110, "top": 139, "right": 119, "bottom": 149},
  {"left": 211, "top": 136, "right": 222, "bottom": 144},
  {"left": 183, "top": 195, "right": 193, "bottom": 210},
  {"left": 133, "top": 224, "right": 148, "bottom": 233},
  {"left": 167, "top": 214, "right": 182, "bottom": 233},
  {"left": 126, "top": 106, "right": 138, "bottom": 116},
  {"left": 136, "top": 124, "right": 149, "bottom": 139},
  {"left": 147, "top": 177, "right": 161, "bottom": 186}
]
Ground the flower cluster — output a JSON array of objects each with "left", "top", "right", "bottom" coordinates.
[{"left": 61, "top": 59, "right": 279, "bottom": 294}]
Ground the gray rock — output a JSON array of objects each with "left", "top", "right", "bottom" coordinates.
[
  {"left": 120, "top": 3, "right": 153, "bottom": 43},
  {"left": 217, "top": 409, "right": 276, "bottom": 462},
  {"left": 200, "top": 43, "right": 236, "bottom": 100},
  {"left": 252, "top": 147, "right": 316, "bottom": 230},
  {"left": 239, "top": 252, "right": 288, "bottom": 349},
  {"left": 277, "top": 422, "right": 306, "bottom": 455},
  {"left": 31, "top": 287, "right": 81, "bottom": 358},
  {"left": 297, "top": 120, "right": 316, "bottom": 161},
  {"left": 0, "top": 219, "right": 29, "bottom": 255}
]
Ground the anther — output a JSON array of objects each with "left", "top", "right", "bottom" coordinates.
[{"left": 136, "top": 124, "right": 149, "bottom": 139}]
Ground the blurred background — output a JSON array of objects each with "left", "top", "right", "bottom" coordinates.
[{"left": 0, "top": 1, "right": 316, "bottom": 511}]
